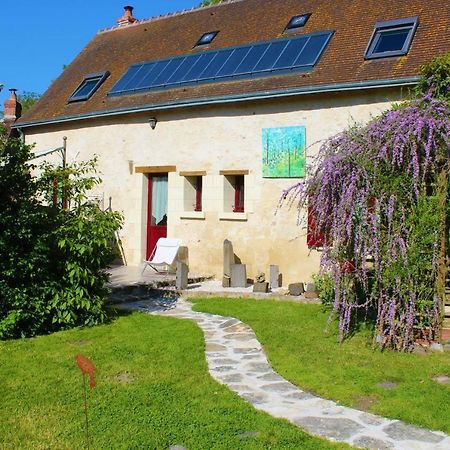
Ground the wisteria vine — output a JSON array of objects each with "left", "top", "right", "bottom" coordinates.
[{"left": 281, "top": 95, "right": 450, "bottom": 351}]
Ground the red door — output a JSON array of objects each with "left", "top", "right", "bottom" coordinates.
[{"left": 147, "top": 174, "right": 168, "bottom": 259}]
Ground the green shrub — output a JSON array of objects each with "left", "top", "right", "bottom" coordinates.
[
  {"left": 0, "top": 131, "right": 122, "bottom": 339},
  {"left": 312, "top": 273, "right": 335, "bottom": 306},
  {"left": 415, "top": 52, "right": 450, "bottom": 100}
]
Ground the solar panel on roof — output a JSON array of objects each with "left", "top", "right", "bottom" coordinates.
[{"left": 108, "top": 31, "right": 333, "bottom": 97}]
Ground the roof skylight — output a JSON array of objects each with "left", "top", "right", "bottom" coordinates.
[
  {"left": 285, "top": 13, "right": 311, "bottom": 32},
  {"left": 365, "top": 17, "right": 418, "bottom": 59},
  {"left": 68, "top": 71, "right": 110, "bottom": 102},
  {"left": 196, "top": 31, "right": 219, "bottom": 47}
]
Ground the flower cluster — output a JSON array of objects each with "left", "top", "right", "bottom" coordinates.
[{"left": 281, "top": 96, "right": 450, "bottom": 350}]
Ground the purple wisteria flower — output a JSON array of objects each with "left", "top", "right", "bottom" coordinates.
[{"left": 279, "top": 95, "right": 450, "bottom": 351}]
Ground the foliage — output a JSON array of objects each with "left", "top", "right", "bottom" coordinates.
[
  {"left": 17, "top": 91, "right": 41, "bottom": 114},
  {"left": 416, "top": 52, "right": 450, "bottom": 101},
  {"left": 312, "top": 273, "right": 335, "bottom": 306},
  {"left": 278, "top": 55, "right": 450, "bottom": 351},
  {"left": 199, "top": 0, "right": 225, "bottom": 6},
  {"left": 281, "top": 95, "right": 449, "bottom": 351},
  {"left": 193, "top": 298, "right": 450, "bottom": 433},
  {"left": 0, "top": 132, "right": 122, "bottom": 339},
  {"left": 0, "top": 312, "right": 339, "bottom": 449}
]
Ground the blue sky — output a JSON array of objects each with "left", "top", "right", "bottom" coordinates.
[{"left": 0, "top": 1, "right": 200, "bottom": 108}]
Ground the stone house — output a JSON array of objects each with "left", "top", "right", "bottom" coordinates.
[{"left": 13, "top": 0, "right": 450, "bottom": 283}]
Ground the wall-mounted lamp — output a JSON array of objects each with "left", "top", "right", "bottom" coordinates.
[{"left": 148, "top": 117, "right": 157, "bottom": 130}]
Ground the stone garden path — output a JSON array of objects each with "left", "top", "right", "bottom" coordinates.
[{"left": 123, "top": 298, "right": 450, "bottom": 450}]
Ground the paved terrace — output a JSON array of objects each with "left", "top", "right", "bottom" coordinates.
[{"left": 107, "top": 265, "right": 319, "bottom": 303}]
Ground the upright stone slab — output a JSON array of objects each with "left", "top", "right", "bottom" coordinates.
[
  {"left": 270, "top": 265, "right": 280, "bottom": 289},
  {"left": 176, "top": 261, "right": 188, "bottom": 290},
  {"left": 231, "top": 264, "right": 247, "bottom": 288},
  {"left": 177, "top": 246, "right": 189, "bottom": 268},
  {"left": 223, "top": 239, "right": 235, "bottom": 287}
]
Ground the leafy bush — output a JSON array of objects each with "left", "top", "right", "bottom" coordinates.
[
  {"left": 415, "top": 52, "right": 450, "bottom": 100},
  {"left": 312, "top": 273, "right": 335, "bottom": 306},
  {"left": 280, "top": 55, "right": 450, "bottom": 351},
  {"left": 0, "top": 129, "right": 122, "bottom": 339}
]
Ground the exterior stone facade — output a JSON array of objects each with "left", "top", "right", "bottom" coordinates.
[{"left": 24, "top": 88, "right": 401, "bottom": 282}]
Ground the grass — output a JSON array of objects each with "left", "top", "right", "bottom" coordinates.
[
  {"left": 0, "top": 311, "right": 345, "bottom": 450},
  {"left": 192, "top": 298, "right": 450, "bottom": 434}
]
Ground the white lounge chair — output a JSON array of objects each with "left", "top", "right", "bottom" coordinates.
[{"left": 141, "top": 238, "right": 182, "bottom": 274}]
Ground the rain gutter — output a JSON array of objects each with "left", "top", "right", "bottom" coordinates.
[{"left": 14, "top": 77, "right": 419, "bottom": 129}]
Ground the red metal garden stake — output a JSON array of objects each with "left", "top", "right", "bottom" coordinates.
[{"left": 75, "top": 355, "right": 96, "bottom": 450}]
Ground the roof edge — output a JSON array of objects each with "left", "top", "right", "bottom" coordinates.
[
  {"left": 15, "top": 77, "right": 419, "bottom": 130},
  {"left": 98, "top": 0, "right": 245, "bottom": 35}
]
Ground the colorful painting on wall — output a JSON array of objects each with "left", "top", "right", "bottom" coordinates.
[{"left": 262, "top": 126, "right": 306, "bottom": 178}]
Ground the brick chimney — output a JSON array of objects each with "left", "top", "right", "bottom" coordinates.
[
  {"left": 117, "top": 6, "right": 137, "bottom": 26},
  {"left": 2, "top": 89, "right": 22, "bottom": 137}
]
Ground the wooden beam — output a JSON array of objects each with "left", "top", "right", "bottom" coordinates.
[
  {"left": 135, "top": 165, "right": 176, "bottom": 174},
  {"left": 179, "top": 171, "right": 207, "bottom": 177},
  {"left": 219, "top": 169, "right": 249, "bottom": 176}
]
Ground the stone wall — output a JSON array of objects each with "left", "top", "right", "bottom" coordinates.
[{"left": 23, "top": 88, "right": 403, "bottom": 283}]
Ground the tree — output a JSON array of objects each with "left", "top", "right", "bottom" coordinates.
[
  {"left": 199, "top": 0, "right": 224, "bottom": 6},
  {"left": 280, "top": 54, "right": 450, "bottom": 351},
  {"left": 0, "top": 128, "right": 122, "bottom": 339},
  {"left": 17, "top": 91, "right": 41, "bottom": 114}
]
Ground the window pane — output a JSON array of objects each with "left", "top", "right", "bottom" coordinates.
[
  {"left": 151, "top": 58, "right": 186, "bottom": 87},
  {"left": 167, "top": 55, "right": 203, "bottom": 83},
  {"left": 151, "top": 176, "right": 168, "bottom": 226},
  {"left": 373, "top": 29, "right": 410, "bottom": 53},
  {"left": 253, "top": 41, "right": 288, "bottom": 71},
  {"left": 138, "top": 60, "right": 171, "bottom": 89},
  {"left": 111, "top": 65, "right": 141, "bottom": 93},
  {"left": 200, "top": 49, "right": 234, "bottom": 79},
  {"left": 234, "top": 175, "right": 245, "bottom": 212},
  {"left": 129, "top": 63, "right": 157, "bottom": 89},
  {"left": 233, "top": 44, "right": 269, "bottom": 75},
  {"left": 182, "top": 53, "right": 217, "bottom": 81},
  {"left": 74, "top": 79, "right": 99, "bottom": 98},
  {"left": 216, "top": 47, "right": 251, "bottom": 77},
  {"left": 295, "top": 34, "right": 328, "bottom": 65},
  {"left": 272, "top": 37, "right": 308, "bottom": 69},
  {"left": 195, "top": 176, "right": 202, "bottom": 211},
  {"left": 197, "top": 31, "right": 218, "bottom": 46}
]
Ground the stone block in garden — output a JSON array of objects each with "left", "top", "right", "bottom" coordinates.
[
  {"left": 231, "top": 264, "right": 247, "bottom": 287},
  {"left": 222, "top": 275, "right": 231, "bottom": 288},
  {"left": 223, "top": 239, "right": 234, "bottom": 278},
  {"left": 176, "top": 261, "right": 188, "bottom": 290},
  {"left": 288, "top": 283, "right": 304, "bottom": 296},
  {"left": 253, "top": 282, "right": 269, "bottom": 293},
  {"left": 269, "top": 265, "right": 280, "bottom": 289}
]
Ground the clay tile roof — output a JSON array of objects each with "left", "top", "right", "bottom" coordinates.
[{"left": 18, "top": 0, "right": 450, "bottom": 127}]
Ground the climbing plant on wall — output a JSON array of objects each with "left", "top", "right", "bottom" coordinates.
[{"left": 280, "top": 54, "right": 450, "bottom": 351}]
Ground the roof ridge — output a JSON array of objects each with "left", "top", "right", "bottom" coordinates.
[{"left": 98, "top": 0, "right": 246, "bottom": 34}]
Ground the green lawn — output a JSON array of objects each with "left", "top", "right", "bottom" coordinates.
[
  {"left": 0, "top": 311, "right": 344, "bottom": 450},
  {"left": 192, "top": 298, "right": 450, "bottom": 434}
]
